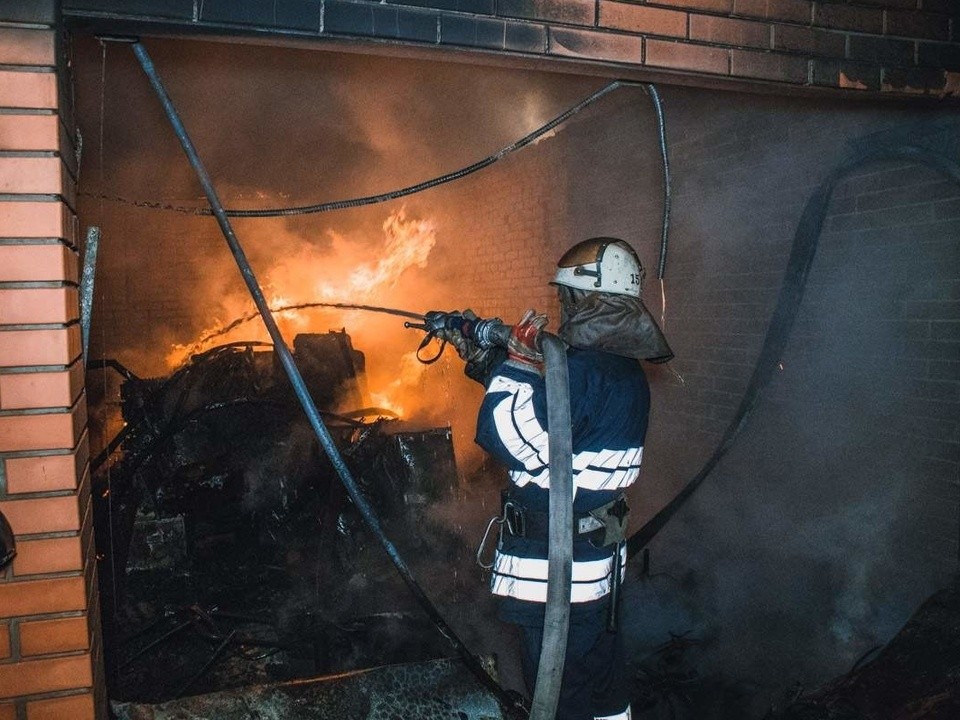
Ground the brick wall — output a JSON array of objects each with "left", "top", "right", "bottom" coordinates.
[
  {"left": 0, "top": 1, "right": 106, "bottom": 717},
  {"left": 62, "top": 0, "right": 960, "bottom": 99},
  {"left": 446, "top": 87, "right": 960, "bottom": 544}
]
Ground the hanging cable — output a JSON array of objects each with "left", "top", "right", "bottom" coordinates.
[
  {"left": 80, "top": 79, "right": 670, "bottom": 227},
  {"left": 648, "top": 85, "right": 671, "bottom": 281},
  {"left": 82, "top": 81, "right": 625, "bottom": 216},
  {"left": 222, "top": 82, "right": 626, "bottom": 218}
]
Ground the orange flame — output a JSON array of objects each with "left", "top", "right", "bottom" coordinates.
[
  {"left": 164, "top": 208, "right": 438, "bottom": 418},
  {"left": 322, "top": 210, "right": 436, "bottom": 301}
]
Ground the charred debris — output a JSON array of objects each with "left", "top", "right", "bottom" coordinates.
[{"left": 90, "top": 331, "right": 474, "bottom": 703}]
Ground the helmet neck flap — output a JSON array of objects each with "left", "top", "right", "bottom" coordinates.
[{"left": 557, "top": 286, "right": 673, "bottom": 364}]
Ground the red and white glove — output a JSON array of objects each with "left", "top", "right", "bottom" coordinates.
[{"left": 507, "top": 309, "right": 548, "bottom": 372}]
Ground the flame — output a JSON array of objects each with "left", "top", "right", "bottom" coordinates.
[
  {"left": 164, "top": 207, "right": 438, "bottom": 419},
  {"left": 359, "top": 350, "right": 428, "bottom": 420},
  {"left": 368, "top": 392, "right": 405, "bottom": 419},
  {"left": 166, "top": 207, "right": 434, "bottom": 363},
  {"left": 327, "top": 210, "right": 436, "bottom": 301}
]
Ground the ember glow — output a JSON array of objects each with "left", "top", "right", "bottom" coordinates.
[{"left": 165, "top": 208, "right": 438, "bottom": 418}]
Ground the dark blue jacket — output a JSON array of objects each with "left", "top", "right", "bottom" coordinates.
[{"left": 475, "top": 349, "right": 649, "bottom": 616}]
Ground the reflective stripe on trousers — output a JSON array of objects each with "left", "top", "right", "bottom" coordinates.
[{"left": 490, "top": 545, "right": 627, "bottom": 603}]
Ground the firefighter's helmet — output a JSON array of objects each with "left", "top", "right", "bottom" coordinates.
[{"left": 552, "top": 238, "right": 644, "bottom": 297}]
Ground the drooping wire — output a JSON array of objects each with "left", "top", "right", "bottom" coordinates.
[
  {"left": 225, "top": 82, "right": 627, "bottom": 218},
  {"left": 648, "top": 85, "right": 671, "bottom": 281},
  {"left": 80, "top": 80, "right": 668, "bottom": 220},
  {"left": 83, "top": 82, "right": 623, "bottom": 216},
  {"left": 648, "top": 84, "right": 672, "bottom": 354}
]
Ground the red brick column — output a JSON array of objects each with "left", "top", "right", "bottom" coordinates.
[{"left": 0, "top": 3, "right": 105, "bottom": 718}]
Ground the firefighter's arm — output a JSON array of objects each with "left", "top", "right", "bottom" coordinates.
[
  {"left": 421, "top": 308, "right": 547, "bottom": 385},
  {"left": 475, "top": 367, "right": 550, "bottom": 477}
]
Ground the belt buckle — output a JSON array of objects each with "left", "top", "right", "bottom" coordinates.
[{"left": 504, "top": 501, "right": 525, "bottom": 537}]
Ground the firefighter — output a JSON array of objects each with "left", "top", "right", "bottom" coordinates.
[{"left": 441, "top": 238, "right": 672, "bottom": 720}]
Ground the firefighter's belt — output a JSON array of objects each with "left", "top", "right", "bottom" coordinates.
[{"left": 504, "top": 496, "right": 630, "bottom": 548}]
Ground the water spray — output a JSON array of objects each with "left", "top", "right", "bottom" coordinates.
[
  {"left": 175, "top": 302, "right": 427, "bottom": 367},
  {"left": 184, "top": 302, "right": 502, "bottom": 367}
]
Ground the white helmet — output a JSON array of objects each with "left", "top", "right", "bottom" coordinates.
[{"left": 552, "top": 237, "right": 644, "bottom": 297}]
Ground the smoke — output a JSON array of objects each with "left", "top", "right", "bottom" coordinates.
[
  {"left": 620, "top": 93, "right": 960, "bottom": 708},
  {"left": 74, "top": 34, "right": 596, "bottom": 463},
  {"left": 73, "top": 41, "right": 601, "bottom": 695}
]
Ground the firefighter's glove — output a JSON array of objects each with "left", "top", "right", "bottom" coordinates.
[
  {"left": 425, "top": 310, "right": 486, "bottom": 364},
  {"left": 507, "top": 309, "right": 547, "bottom": 372}
]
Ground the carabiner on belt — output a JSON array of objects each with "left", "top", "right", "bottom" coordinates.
[
  {"left": 475, "top": 512, "right": 505, "bottom": 570},
  {"left": 476, "top": 501, "right": 524, "bottom": 569}
]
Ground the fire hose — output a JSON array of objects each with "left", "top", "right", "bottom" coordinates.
[
  {"left": 407, "top": 313, "right": 575, "bottom": 720},
  {"left": 536, "top": 334, "right": 574, "bottom": 720}
]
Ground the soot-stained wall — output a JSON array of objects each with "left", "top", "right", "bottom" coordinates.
[{"left": 449, "top": 85, "right": 960, "bottom": 689}]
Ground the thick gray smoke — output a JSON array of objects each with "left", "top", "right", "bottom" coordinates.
[
  {"left": 73, "top": 34, "right": 598, "bottom": 697},
  {"left": 613, "top": 94, "right": 960, "bottom": 710}
]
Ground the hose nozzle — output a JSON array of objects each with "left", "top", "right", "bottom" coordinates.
[{"left": 408, "top": 311, "right": 514, "bottom": 364}]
